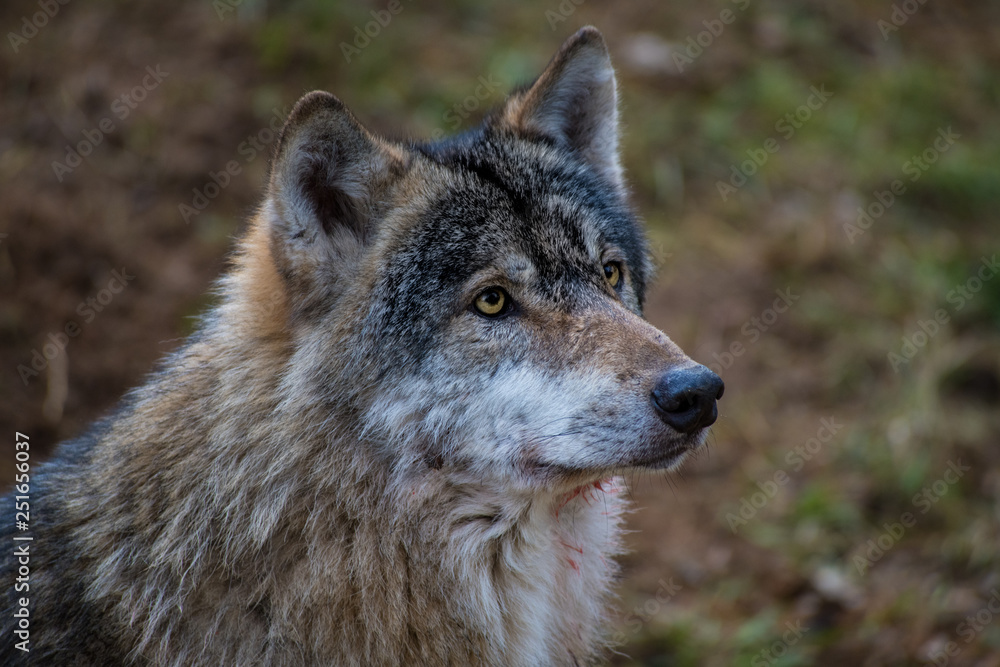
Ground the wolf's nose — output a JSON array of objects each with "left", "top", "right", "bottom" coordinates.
[{"left": 651, "top": 365, "right": 724, "bottom": 434}]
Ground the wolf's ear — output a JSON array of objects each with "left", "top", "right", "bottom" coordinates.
[
  {"left": 502, "top": 26, "right": 623, "bottom": 189},
  {"left": 266, "top": 91, "right": 406, "bottom": 301}
]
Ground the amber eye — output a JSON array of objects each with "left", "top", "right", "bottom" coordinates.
[
  {"left": 603, "top": 262, "right": 621, "bottom": 288},
  {"left": 474, "top": 287, "right": 509, "bottom": 316}
]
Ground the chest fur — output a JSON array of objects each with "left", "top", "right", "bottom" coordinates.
[{"left": 268, "top": 478, "right": 628, "bottom": 666}]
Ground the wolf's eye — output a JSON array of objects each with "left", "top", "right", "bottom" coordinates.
[
  {"left": 474, "top": 287, "right": 509, "bottom": 317},
  {"left": 603, "top": 262, "right": 622, "bottom": 288}
]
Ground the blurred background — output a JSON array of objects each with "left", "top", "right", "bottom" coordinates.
[{"left": 2, "top": 1, "right": 998, "bottom": 664}]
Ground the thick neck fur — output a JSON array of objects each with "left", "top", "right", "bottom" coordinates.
[{"left": 69, "top": 222, "right": 626, "bottom": 666}]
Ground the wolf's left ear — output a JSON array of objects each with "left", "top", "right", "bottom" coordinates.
[{"left": 503, "top": 26, "right": 623, "bottom": 189}]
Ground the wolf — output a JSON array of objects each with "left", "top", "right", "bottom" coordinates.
[{"left": 2, "top": 26, "right": 722, "bottom": 666}]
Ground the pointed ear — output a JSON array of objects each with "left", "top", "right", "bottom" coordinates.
[
  {"left": 502, "top": 27, "right": 623, "bottom": 189},
  {"left": 265, "top": 91, "right": 407, "bottom": 310}
]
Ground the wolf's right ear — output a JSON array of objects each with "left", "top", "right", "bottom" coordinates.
[{"left": 265, "top": 92, "right": 406, "bottom": 302}]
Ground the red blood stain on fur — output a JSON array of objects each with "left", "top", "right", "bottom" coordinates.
[
  {"left": 560, "top": 540, "right": 584, "bottom": 554},
  {"left": 554, "top": 477, "right": 616, "bottom": 518}
]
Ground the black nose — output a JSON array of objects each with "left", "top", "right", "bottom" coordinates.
[{"left": 651, "top": 365, "right": 724, "bottom": 434}]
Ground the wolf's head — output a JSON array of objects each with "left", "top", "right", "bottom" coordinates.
[{"left": 256, "top": 27, "right": 722, "bottom": 492}]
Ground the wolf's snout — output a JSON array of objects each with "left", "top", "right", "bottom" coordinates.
[{"left": 650, "top": 366, "right": 724, "bottom": 434}]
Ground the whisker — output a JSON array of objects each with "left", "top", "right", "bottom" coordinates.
[{"left": 534, "top": 429, "right": 587, "bottom": 442}]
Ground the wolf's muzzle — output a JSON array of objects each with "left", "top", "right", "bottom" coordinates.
[{"left": 650, "top": 365, "right": 725, "bottom": 435}]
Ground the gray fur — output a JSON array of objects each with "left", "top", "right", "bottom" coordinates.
[{"left": 2, "top": 27, "right": 718, "bottom": 666}]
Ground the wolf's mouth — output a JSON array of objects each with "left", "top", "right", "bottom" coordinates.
[
  {"left": 519, "top": 429, "right": 707, "bottom": 482},
  {"left": 628, "top": 446, "right": 692, "bottom": 470}
]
